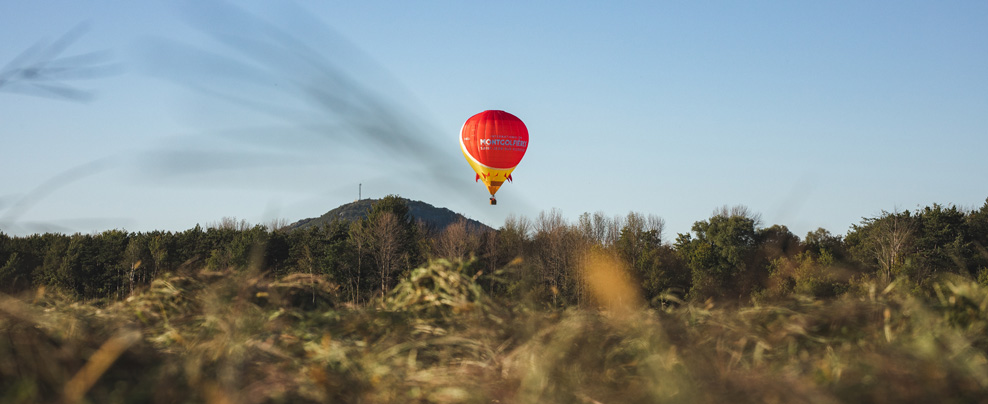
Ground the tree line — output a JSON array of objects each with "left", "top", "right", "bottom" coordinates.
[{"left": 2, "top": 195, "right": 987, "bottom": 306}]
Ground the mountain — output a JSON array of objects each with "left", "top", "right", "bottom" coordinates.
[{"left": 288, "top": 198, "right": 493, "bottom": 234}]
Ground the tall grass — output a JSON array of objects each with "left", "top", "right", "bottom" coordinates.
[{"left": 3, "top": 260, "right": 988, "bottom": 403}]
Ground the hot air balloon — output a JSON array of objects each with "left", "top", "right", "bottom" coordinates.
[{"left": 459, "top": 110, "right": 529, "bottom": 205}]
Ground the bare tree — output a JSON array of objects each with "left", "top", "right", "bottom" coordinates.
[
  {"left": 209, "top": 217, "right": 252, "bottom": 231},
  {"left": 619, "top": 212, "right": 665, "bottom": 260},
  {"left": 480, "top": 228, "right": 500, "bottom": 288},
  {"left": 266, "top": 218, "right": 291, "bottom": 232},
  {"left": 577, "top": 213, "right": 597, "bottom": 244},
  {"left": 868, "top": 210, "right": 916, "bottom": 282},
  {"left": 535, "top": 209, "right": 565, "bottom": 236},
  {"left": 434, "top": 217, "right": 476, "bottom": 261},
  {"left": 578, "top": 211, "right": 617, "bottom": 247},
  {"left": 499, "top": 214, "right": 531, "bottom": 262},
  {"left": 148, "top": 234, "right": 168, "bottom": 280},
  {"left": 533, "top": 209, "right": 585, "bottom": 305},
  {"left": 604, "top": 213, "right": 623, "bottom": 247},
  {"left": 647, "top": 214, "right": 665, "bottom": 242},
  {"left": 347, "top": 221, "right": 367, "bottom": 304},
  {"left": 713, "top": 205, "right": 763, "bottom": 227},
  {"left": 121, "top": 238, "right": 145, "bottom": 296},
  {"left": 369, "top": 211, "right": 404, "bottom": 294}
]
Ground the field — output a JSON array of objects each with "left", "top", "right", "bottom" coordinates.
[
  {"left": 4, "top": 2, "right": 987, "bottom": 402},
  {"left": 3, "top": 257, "right": 988, "bottom": 404}
]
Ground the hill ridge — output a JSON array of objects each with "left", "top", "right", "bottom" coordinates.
[{"left": 289, "top": 198, "right": 492, "bottom": 233}]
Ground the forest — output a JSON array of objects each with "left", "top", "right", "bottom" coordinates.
[
  {"left": 3, "top": 195, "right": 988, "bottom": 306},
  {"left": 3, "top": 195, "right": 988, "bottom": 403}
]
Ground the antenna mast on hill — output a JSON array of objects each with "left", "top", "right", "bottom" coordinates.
[{"left": 358, "top": 183, "right": 362, "bottom": 201}]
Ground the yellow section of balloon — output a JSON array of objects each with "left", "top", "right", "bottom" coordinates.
[{"left": 460, "top": 148, "right": 517, "bottom": 196}]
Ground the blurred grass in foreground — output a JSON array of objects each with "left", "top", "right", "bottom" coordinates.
[{"left": 3, "top": 259, "right": 988, "bottom": 403}]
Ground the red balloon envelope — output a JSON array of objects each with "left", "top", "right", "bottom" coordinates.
[{"left": 459, "top": 110, "right": 529, "bottom": 201}]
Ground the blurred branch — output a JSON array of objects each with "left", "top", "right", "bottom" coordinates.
[
  {"left": 0, "top": 23, "right": 118, "bottom": 102},
  {"left": 139, "top": 1, "right": 461, "bottom": 176}
]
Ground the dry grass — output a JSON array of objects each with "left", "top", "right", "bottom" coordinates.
[{"left": 3, "top": 261, "right": 988, "bottom": 403}]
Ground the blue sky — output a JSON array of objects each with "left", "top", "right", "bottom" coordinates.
[{"left": 2, "top": 1, "right": 986, "bottom": 240}]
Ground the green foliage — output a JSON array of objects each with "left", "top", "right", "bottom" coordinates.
[
  {"left": 978, "top": 267, "right": 988, "bottom": 288},
  {"left": 615, "top": 212, "right": 688, "bottom": 303},
  {"left": 677, "top": 208, "right": 761, "bottom": 301},
  {"left": 0, "top": 253, "right": 28, "bottom": 292},
  {"left": 637, "top": 245, "right": 689, "bottom": 305},
  {"left": 804, "top": 227, "right": 847, "bottom": 261},
  {"left": 4, "top": 196, "right": 988, "bottom": 316},
  {"left": 913, "top": 204, "right": 968, "bottom": 273},
  {"left": 845, "top": 204, "right": 988, "bottom": 292}
]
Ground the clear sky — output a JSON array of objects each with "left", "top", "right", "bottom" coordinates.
[{"left": 2, "top": 1, "right": 987, "bottom": 241}]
